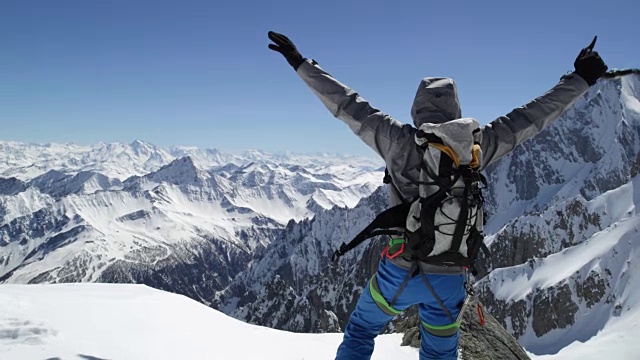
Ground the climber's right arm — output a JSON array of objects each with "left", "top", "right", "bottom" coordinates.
[
  {"left": 296, "top": 59, "right": 414, "bottom": 159},
  {"left": 268, "top": 31, "right": 413, "bottom": 161}
]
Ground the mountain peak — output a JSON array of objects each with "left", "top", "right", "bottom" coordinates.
[
  {"left": 0, "top": 177, "right": 27, "bottom": 196},
  {"left": 30, "top": 169, "right": 69, "bottom": 187},
  {"left": 146, "top": 156, "right": 210, "bottom": 186},
  {"left": 130, "top": 139, "right": 148, "bottom": 146},
  {"left": 26, "top": 170, "right": 121, "bottom": 198},
  {"left": 127, "top": 139, "right": 160, "bottom": 157}
]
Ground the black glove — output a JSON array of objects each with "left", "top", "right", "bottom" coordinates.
[
  {"left": 574, "top": 36, "right": 608, "bottom": 86},
  {"left": 268, "top": 31, "right": 305, "bottom": 70}
]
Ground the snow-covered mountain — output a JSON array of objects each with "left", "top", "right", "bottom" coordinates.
[
  {"left": 471, "top": 74, "right": 640, "bottom": 357},
  {"left": 0, "top": 139, "right": 382, "bottom": 182},
  {"left": 482, "top": 75, "right": 640, "bottom": 230},
  {"left": 213, "top": 185, "right": 389, "bottom": 332},
  {"left": 0, "top": 145, "right": 384, "bottom": 305},
  {"left": 0, "top": 140, "right": 176, "bottom": 181}
]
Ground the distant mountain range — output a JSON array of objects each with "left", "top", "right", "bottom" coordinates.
[{"left": 0, "top": 142, "right": 383, "bottom": 305}]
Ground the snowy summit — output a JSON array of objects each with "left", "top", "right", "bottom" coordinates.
[{"left": 0, "top": 284, "right": 416, "bottom": 360}]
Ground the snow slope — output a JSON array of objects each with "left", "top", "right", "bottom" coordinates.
[
  {"left": 0, "top": 283, "right": 635, "bottom": 360},
  {"left": 477, "top": 176, "right": 640, "bottom": 358},
  {"left": 0, "top": 284, "right": 416, "bottom": 360}
]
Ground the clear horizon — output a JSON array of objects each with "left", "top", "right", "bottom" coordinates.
[{"left": 1, "top": 0, "right": 638, "bottom": 157}]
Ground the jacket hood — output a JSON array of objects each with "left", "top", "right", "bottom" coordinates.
[{"left": 411, "top": 77, "right": 462, "bottom": 127}]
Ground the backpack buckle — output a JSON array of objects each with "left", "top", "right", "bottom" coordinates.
[{"left": 386, "top": 238, "right": 406, "bottom": 259}]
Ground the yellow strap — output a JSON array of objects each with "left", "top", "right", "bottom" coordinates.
[
  {"left": 430, "top": 143, "right": 460, "bottom": 167},
  {"left": 470, "top": 144, "right": 481, "bottom": 168},
  {"left": 428, "top": 143, "right": 481, "bottom": 169}
]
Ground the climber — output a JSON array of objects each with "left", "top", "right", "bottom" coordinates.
[{"left": 267, "top": 31, "right": 607, "bottom": 360}]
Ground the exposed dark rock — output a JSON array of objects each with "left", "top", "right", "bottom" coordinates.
[
  {"left": 318, "top": 310, "right": 341, "bottom": 333},
  {"left": 474, "top": 222, "right": 546, "bottom": 279},
  {"left": 116, "top": 210, "right": 151, "bottom": 222},
  {"left": 475, "top": 198, "right": 602, "bottom": 279},
  {"left": 27, "top": 270, "right": 57, "bottom": 284},
  {"left": 576, "top": 270, "right": 609, "bottom": 309},
  {"left": 0, "top": 208, "right": 71, "bottom": 244},
  {"left": 477, "top": 283, "right": 531, "bottom": 339},
  {"left": 56, "top": 251, "right": 93, "bottom": 282},
  {"left": 631, "top": 151, "right": 640, "bottom": 178},
  {"left": 212, "top": 187, "right": 390, "bottom": 333},
  {"left": 0, "top": 177, "right": 27, "bottom": 196},
  {"left": 98, "top": 238, "right": 254, "bottom": 304},
  {"left": 581, "top": 171, "right": 628, "bottom": 201},
  {"left": 24, "top": 225, "right": 88, "bottom": 262},
  {"left": 507, "top": 149, "right": 541, "bottom": 202},
  {"left": 28, "top": 171, "right": 122, "bottom": 199},
  {"left": 398, "top": 297, "right": 530, "bottom": 360},
  {"left": 531, "top": 283, "right": 578, "bottom": 337}
]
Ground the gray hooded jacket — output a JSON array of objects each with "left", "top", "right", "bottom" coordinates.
[{"left": 296, "top": 59, "right": 589, "bottom": 209}]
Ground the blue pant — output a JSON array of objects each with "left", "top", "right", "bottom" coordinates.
[{"left": 335, "top": 259, "right": 466, "bottom": 360}]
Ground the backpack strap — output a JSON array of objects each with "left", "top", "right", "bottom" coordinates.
[
  {"left": 384, "top": 167, "right": 406, "bottom": 204},
  {"left": 421, "top": 152, "right": 455, "bottom": 242},
  {"left": 419, "top": 265, "right": 461, "bottom": 337},
  {"left": 449, "top": 166, "right": 473, "bottom": 253},
  {"left": 331, "top": 203, "right": 410, "bottom": 261}
]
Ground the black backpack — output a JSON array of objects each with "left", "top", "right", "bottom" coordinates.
[{"left": 332, "top": 118, "right": 489, "bottom": 269}]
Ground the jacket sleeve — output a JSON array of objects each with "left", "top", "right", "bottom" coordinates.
[
  {"left": 296, "top": 59, "right": 414, "bottom": 161},
  {"left": 480, "top": 73, "right": 590, "bottom": 170}
]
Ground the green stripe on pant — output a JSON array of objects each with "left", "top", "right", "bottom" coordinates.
[
  {"left": 368, "top": 275, "right": 402, "bottom": 316},
  {"left": 421, "top": 320, "right": 461, "bottom": 337}
]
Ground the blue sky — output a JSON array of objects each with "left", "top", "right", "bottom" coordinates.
[{"left": 1, "top": 0, "right": 638, "bottom": 157}]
